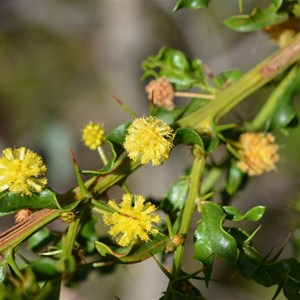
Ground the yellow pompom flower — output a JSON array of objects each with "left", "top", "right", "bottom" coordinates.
[
  {"left": 236, "top": 132, "right": 279, "bottom": 176},
  {"left": 102, "top": 193, "right": 161, "bottom": 247},
  {"left": 123, "top": 116, "right": 174, "bottom": 166},
  {"left": 0, "top": 147, "right": 47, "bottom": 196},
  {"left": 82, "top": 122, "right": 105, "bottom": 150}
]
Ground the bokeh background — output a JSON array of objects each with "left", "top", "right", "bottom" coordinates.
[{"left": 1, "top": 0, "right": 300, "bottom": 299}]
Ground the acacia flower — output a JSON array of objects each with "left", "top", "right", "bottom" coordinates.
[
  {"left": 82, "top": 122, "right": 105, "bottom": 150},
  {"left": 236, "top": 132, "right": 279, "bottom": 176},
  {"left": 123, "top": 116, "right": 174, "bottom": 166},
  {"left": 102, "top": 193, "right": 161, "bottom": 247},
  {"left": 145, "top": 77, "right": 175, "bottom": 110},
  {"left": 0, "top": 147, "right": 47, "bottom": 196}
]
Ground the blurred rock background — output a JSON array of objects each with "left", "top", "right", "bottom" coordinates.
[{"left": 0, "top": 0, "right": 299, "bottom": 299}]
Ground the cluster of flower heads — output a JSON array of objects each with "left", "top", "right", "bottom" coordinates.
[
  {"left": 236, "top": 132, "right": 279, "bottom": 176},
  {"left": 145, "top": 77, "right": 175, "bottom": 111},
  {"left": 123, "top": 116, "right": 175, "bottom": 166},
  {"left": 0, "top": 147, "right": 47, "bottom": 196},
  {"left": 102, "top": 193, "right": 160, "bottom": 247},
  {"left": 82, "top": 122, "right": 105, "bottom": 150}
]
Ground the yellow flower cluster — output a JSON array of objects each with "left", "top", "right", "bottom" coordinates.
[
  {"left": 102, "top": 193, "right": 161, "bottom": 247},
  {"left": 0, "top": 147, "right": 47, "bottom": 196},
  {"left": 123, "top": 116, "right": 174, "bottom": 166},
  {"left": 236, "top": 132, "right": 279, "bottom": 176},
  {"left": 145, "top": 77, "right": 175, "bottom": 110},
  {"left": 82, "top": 122, "right": 105, "bottom": 150}
]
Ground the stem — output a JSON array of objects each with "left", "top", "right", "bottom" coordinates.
[
  {"left": 174, "top": 91, "right": 215, "bottom": 99},
  {"left": 250, "top": 64, "right": 300, "bottom": 131},
  {"left": 97, "top": 146, "right": 109, "bottom": 165},
  {"left": 172, "top": 146, "right": 205, "bottom": 277},
  {"left": 177, "top": 34, "right": 300, "bottom": 131}
]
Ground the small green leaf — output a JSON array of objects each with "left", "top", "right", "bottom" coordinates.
[
  {"left": 194, "top": 222, "right": 214, "bottom": 285},
  {"left": 174, "top": 0, "right": 209, "bottom": 11},
  {"left": 224, "top": 5, "right": 288, "bottom": 32},
  {"left": 31, "top": 258, "right": 61, "bottom": 281},
  {"left": 223, "top": 206, "right": 266, "bottom": 222},
  {"left": 161, "top": 178, "right": 189, "bottom": 231},
  {"left": 154, "top": 106, "right": 186, "bottom": 125},
  {"left": 213, "top": 69, "right": 243, "bottom": 89},
  {"left": 225, "top": 161, "right": 245, "bottom": 196},
  {"left": 106, "top": 122, "right": 130, "bottom": 146},
  {"left": 28, "top": 228, "right": 54, "bottom": 252},
  {"left": 95, "top": 234, "right": 170, "bottom": 264},
  {"left": 0, "top": 189, "right": 61, "bottom": 213},
  {"left": 174, "top": 128, "right": 204, "bottom": 149}
]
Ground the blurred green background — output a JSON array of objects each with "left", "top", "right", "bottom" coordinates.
[{"left": 1, "top": 0, "right": 300, "bottom": 299}]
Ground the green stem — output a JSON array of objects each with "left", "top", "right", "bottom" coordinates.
[
  {"left": 97, "top": 146, "right": 109, "bottom": 165},
  {"left": 177, "top": 34, "right": 300, "bottom": 131},
  {"left": 250, "top": 64, "right": 300, "bottom": 131},
  {"left": 172, "top": 146, "right": 206, "bottom": 277},
  {"left": 60, "top": 214, "right": 81, "bottom": 265}
]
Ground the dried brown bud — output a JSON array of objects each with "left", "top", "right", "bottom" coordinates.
[
  {"left": 145, "top": 77, "right": 175, "bottom": 110},
  {"left": 15, "top": 209, "right": 32, "bottom": 223}
]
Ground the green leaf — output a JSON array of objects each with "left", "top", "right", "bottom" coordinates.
[
  {"left": 78, "top": 218, "right": 98, "bottom": 253},
  {"left": 0, "top": 189, "right": 61, "bottom": 213},
  {"left": 224, "top": 5, "right": 288, "bottom": 32},
  {"left": 223, "top": 206, "right": 266, "bottom": 222},
  {"left": 194, "top": 221, "right": 214, "bottom": 285},
  {"left": 154, "top": 106, "right": 186, "bottom": 125},
  {"left": 213, "top": 69, "right": 243, "bottom": 89},
  {"left": 225, "top": 161, "right": 245, "bottom": 196},
  {"left": 95, "top": 234, "right": 170, "bottom": 264},
  {"left": 106, "top": 122, "right": 130, "bottom": 146},
  {"left": 200, "top": 201, "right": 238, "bottom": 264},
  {"left": 31, "top": 258, "right": 61, "bottom": 281},
  {"left": 267, "top": 87, "right": 298, "bottom": 131},
  {"left": 36, "top": 278, "right": 61, "bottom": 300},
  {"left": 28, "top": 228, "right": 55, "bottom": 252},
  {"left": 106, "top": 122, "right": 130, "bottom": 156},
  {"left": 161, "top": 178, "right": 189, "bottom": 231},
  {"left": 174, "top": 128, "right": 204, "bottom": 149},
  {"left": 173, "top": 0, "right": 209, "bottom": 11},
  {"left": 142, "top": 47, "right": 207, "bottom": 90}
]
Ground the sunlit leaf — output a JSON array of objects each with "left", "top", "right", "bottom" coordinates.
[
  {"left": 174, "top": 0, "right": 209, "bottom": 11},
  {"left": 223, "top": 206, "right": 266, "bottom": 222},
  {"left": 0, "top": 189, "right": 61, "bottom": 213}
]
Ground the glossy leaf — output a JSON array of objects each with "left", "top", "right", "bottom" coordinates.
[
  {"left": 142, "top": 47, "right": 207, "bottom": 90},
  {"left": 225, "top": 161, "right": 245, "bottom": 196},
  {"left": 154, "top": 106, "right": 186, "bottom": 125},
  {"left": 28, "top": 228, "right": 54, "bottom": 252},
  {"left": 199, "top": 201, "right": 238, "bottom": 264},
  {"left": 30, "top": 258, "right": 61, "bottom": 281},
  {"left": 224, "top": 4, "right": 288, "bottom": 32},
  {"left": 0, "top": 189, "right": 61, "bottom": 213},
  {"left": 95, "top": 234, "right": 170, "bottom": 264},
  {"left": 161, "top": 178, "right": 189, "bottom": 231},
  {"left": 223, "top": 205, "right": 266, "bottom": 222},
  {"left": 174, "top": 128, "right": 204, "bottom": 149},
  {"left": 174, "top": 0, "right": 209, "bottom": 11},
  {"left": 194, "top": 221, "right": 214, "bottom": 285},
  {"left": 213, "top": 69, "right": 243, "bottom": 89}
]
